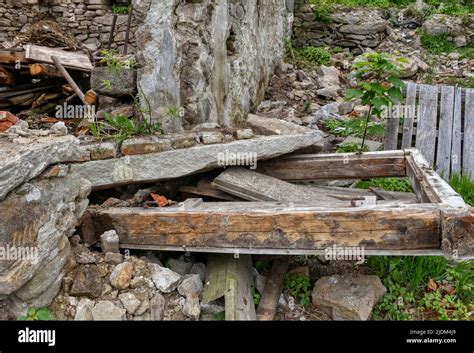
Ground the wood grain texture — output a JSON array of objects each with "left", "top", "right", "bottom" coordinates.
[
  {"left": 463, "top": 89, "right": 474, "bottom": 177},
  {"left": 441, "top": 208, "right": 474, "bottom": 260},
  {"left": 258, "top": 151, "right": 406, "bottom": 181},
  {"left": 401, "top": 82, "right": 417, "bottom": 148},
  {"left": 451, "top": 87, "right": 463, "bottom": 175},
  {"left": 25, "top": 45, "right": 92, "bottom": 71},
  {"left": 384, "top": 103, "right": 400, "bottom": 150},
  {"left": 436, "top": 86, "right": 455, "bottom": 178},
  {"left": 90, "top": 203, "right": 441, "bottom": 252},
  {"left": 416, "top": 84, "right": 439, "bottom": 166}
]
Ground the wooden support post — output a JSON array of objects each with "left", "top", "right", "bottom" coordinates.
[
  {"left": 51, "top": 55, "right": 88, "bottom": 106},
  {"left": 202, "top": 254, "right": 256, "bottom": 320},
  {"left": 123, "top": 8, "right": 133, "bottom": 55},
  {"left": 256, "top": 257, "right": 289, "bottom": 321},
  {"left": 108, "top": 14, "right": 118, "bottom": 50}
]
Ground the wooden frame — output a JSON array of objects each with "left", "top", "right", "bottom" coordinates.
[{"left": 87, "top": 149, "right": 473, "bottom": 259}]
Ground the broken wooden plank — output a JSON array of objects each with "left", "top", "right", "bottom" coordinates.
[
  {"left": 212, "top": 167, "right": 345, "bottom": 205},
  {"left": 415, "top": 84, "right": 438, "bottom": 166},
  {"left": 401, "top": 82, "right": 417, "bottom": 148},
  {"left": 202, "top": 254, "right": 256, "bottom": 320},
  {"left": 451, "top": 87, "right": 462, "bottom": 175},
  {"left": 436, "top": 85, "right": 455, "bottom": 178},
  {"left": 0, "top": 49, "right": 28, "bottom": 64},
  {"left": 90, "top": 203, "right": 442, "bottom": 252},
  {"left": 180, "top": 185, "right": 241, "bottom": 201},
  {"left": 463, "top": 88, "right": 474, "bottom": 177},
  {"left": 0, "top": 66, "right": 15, "bottom": 85},
  {"left": 258, "top": 151, "right": 406, "bottom": 181},
  {"left": 70, "top": 133, "right": 326, "bottom": 190},
  {"left": 52, "top": 55, "right": 88, "bottom": 106},
  {"left": 256, "top": 257, "right": 289, "bottom": 321},
  {"left": 25, "top": 44, "right": 93, "bottom": 71}
]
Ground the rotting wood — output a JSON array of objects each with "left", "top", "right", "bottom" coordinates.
[
  {"left": 0, "top": 66, "right": 15, "bottom": 85},
  {"left": 256, "top": 257, "right": 289, "bottom": 321},
  {"left": 401, "top": 82, "right": 417, "bottom": 148},
  {"left": 25, "top": 44, "right": 92, "bottom": 71},
  {"left": 451, "top": 87, "right": 462, "bottom": 175},
  {"left": 384, "top": 102, "right": 400, "bottom": 150},
  {"left": 84, "top": 90, "right": 97, "bottom": 105},
  {"left": 0, "top": 49, "right": 27, "bottom": 64},
  {"left": 441, "top": 208, "right": 474, "bottom": 260},
  {"left": 90, "top": 203, "right": 441, "bottom": 252},
  {"left": 258, "top": 151, "right": 406, "bottom": 181},
  {"left": 212, "top": 167, "right": 346, "bottom": 205},
  {"left": 202, "top": 254, "right": 256, "bottom": 320},
  {"left": 180, "top": 185, "right": 241, "bottom": 201}
]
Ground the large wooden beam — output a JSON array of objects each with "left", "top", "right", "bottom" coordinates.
[
  {"left": 258, "top": 151, "right": 406, "bottom": 181},
  {"left": 90, "top": 203, "right": 441, "bottom": 253},
  {"left": 25, "top": 45, "right": 93, "bottom": 71}
]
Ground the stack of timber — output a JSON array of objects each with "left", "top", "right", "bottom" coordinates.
[{"left": 0, "top": 45, "right": 93, "bottom": 112}]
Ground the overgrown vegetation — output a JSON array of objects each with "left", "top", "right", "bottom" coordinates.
[
  {"left": 449, "top": 173, "right": 474, "bottom": 206},
  {"left": 285, "top": 39, "right": 331, "bottom": 68},
  {"left": 355, "top": 177, "right": 413, "bottom": 192},
  {"left": 98, "top": 49, "right": 137, "bottom": 72},
  {"left": 336, "top": 142, "right": 369, "bottom": 153},
  {"left": 284, "top": 274, "right": 313, "bottom": 307},
  {"left": 89, "top": 112, "right": 163, "bottom": 142},
  {"left": 323, "top": 117, "right": 385, "bottom": 138},
  {"left": 18, "top": 307, "right": 54, "bottom": 321},
  {"left": 420, "top": 33, "right": 456, "bottom": 55},
  {"left": 366, "top": 257, "right": 473, "bottom": 320}
]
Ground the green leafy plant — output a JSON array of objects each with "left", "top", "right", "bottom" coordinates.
[
  {"left": 420, "top": 33, "right": 455, "bottom": 55},
  {"left": 345, "top": 52, "right": 407, "bottom": 151},
  {"left": 213, "top": 311, "right": 225, "bottom": 321},
  {"left": 99, "top": 49, "right": 137, "bottom": 72},
  {"left": 252, "top": 288, "right": 262, "bottom": 306},
  {"left": 337, "top": 142, "right": 369, "bottom": 153},
  {"left": 165, "top": 105, "right": 182, "bottom": 120},
  {"left": 255, "top": 260, "right": 272, "bottom": 273},
  {"left": 323, "top": 117, "right": 384, "bottom": 138},
  {"left": 112, "top": 4, "right": 130, "bottom": 14},
  {"left": 299, "top": 46, "right": 331, "bottom": 66},
  {"left": 284, "top": 275, "right": 312, "bottom": 307},
  {"left": 90, "top": 112, "right": 162, "bottom": 142},
  {"left": 355, "top": 177, "right": 413, "bottom": 192},
  {"left": 18, "top": 307, "right": 53, "bottom": 321}
]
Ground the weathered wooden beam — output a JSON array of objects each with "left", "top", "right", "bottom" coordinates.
[
  {"left": 256, "top": 257, "right": 289, "bottom": 321},
  {"left": 212, "top": 167, "right": 345, "bottom": 206},
  {"left": 258, "top": 151, "right": 406, "bottom": 181},
  {"left": 90, "top": 203, "right": 441, "bottom": 252},
  {"left": 25, "top": 45, "right": 93, "bottom": 71},
  {"left": 441, "top": 207, "right": 474, "bottom": 260},
  {"left": 0, "top": 49, "right": 27, "bottom": 64},
  {"left": 180, "top": 185, "right": 241, "bottom": 201}
]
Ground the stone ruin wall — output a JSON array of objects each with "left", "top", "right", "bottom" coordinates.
[{"left": 0, "top": 0, "right": 137, "bottom": 52}]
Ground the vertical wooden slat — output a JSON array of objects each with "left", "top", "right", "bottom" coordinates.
[
  {"left": 463, "top": 89, "right": 474, "bottom": 178},
  {"left": 416, "top": 84, "right": 439, "bottom": 166},
  {"left": 451, "top": 87, "right": 462, "bottom": 175},
  {"left": 384, "top": 102, "right": 400, "bottom": 150},
  {"left": 401, "top": 82, "right": 417, "bottom": 148},
  {"left": 436, "top": 85, "right": 455, "bottom": 179}
]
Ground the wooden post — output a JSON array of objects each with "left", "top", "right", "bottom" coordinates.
[
  {"left": 123, "top": 7, "right": 133, "bottom": 55},
  {"left": 108, "top": 14, "right": 118, "bottom": 50},
  {"left": 51, "top": 55, "right": 88, "bottom": 106}
]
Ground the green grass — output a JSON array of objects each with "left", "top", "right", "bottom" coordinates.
[
  {"left": 299, "top": 46, "right": 331, "bottom": 66},
  {"left": 366, "top": 257, "right": 473, "bottom": 320},
  {"left": 355, "top": 177, "right": 413, "bottom": 192},
  {"left": 336, "top": 142, "right": 369, "bottom": 153},
  {"left": 449, "top": 173, "right": 474, "bottom": 206},
  {"left": 420, "top": 33, "right": 456, "bottom": 55}
]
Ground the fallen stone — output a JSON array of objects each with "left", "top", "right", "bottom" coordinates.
[
  {"left": 246, "top": 114, "right": 313, "bottom": 136},
  {"left": 182, "top": 296, "right": 200, "bottom": 320},
  {"left": 317, "top": 66, "right": 341, "bottom": 88},
  {"left": 109, "top": 262, "right": 133, "bottom": 290},
  {"left": 105, "top": 252, "right": 124, "bottom": 265},
  {"left": 178, "top": 274, "right": 203, "bottom": 298},
  {"left": 167, "top": 258, "right": 192, "bottom": 276},
  {"left": 235, "top": 129, "right": 254, "bottom": 140},
  {"left": 100, "top": 230, "right": 120, "bottom": 254},
  {"left": 70, "top": 133, "right": 325, "bottom": 189},
  {"left": 91, "top": 66, "right": 137, "bottom": 98},
  {"left": 118, "top": 292, "right": 141, "bottom": 315},
  {"left": 189, "top": 263, "right": 207, "bottom": 283},
  {"left": 200, "top": 131, "right": 224, "bottom": 145},
  {"left": 150, "top": 293, "right": 166, "bottom": 320},
  {"left": 92, "top": 300, "right": 127, "bottom": 321},
  {"left": 312, "top": 274, "right": 386, "bottom": 320},
  {"left": 148, "top": 264, "right": 182, "bottom": 293},
  {"left": 50, "top": 122, "right": 68, "bottom": 136},
  {"left": 70, "top": 265, "right": 103, "bottom": 299},
  {"left": 74, "top": 298, "right": 95, "bottom": 320},
  {"left": 0, "top": 135, "right": 81, "bottom": 200}
]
